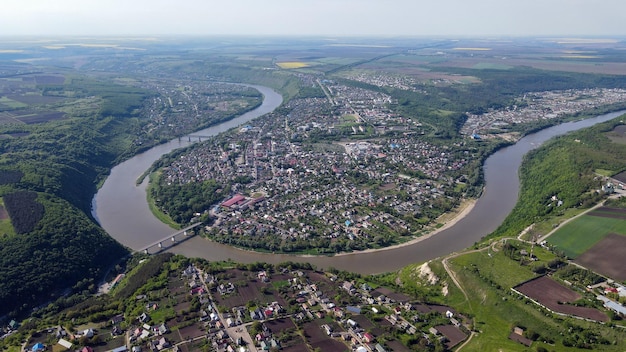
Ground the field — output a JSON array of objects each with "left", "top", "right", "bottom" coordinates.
[
  {"left": 276, "top": 61, "right": 310, "bottom": 69},
  {"left": 547, "top": 207, "right": 626, "bottom": 258},
  {"left": 575, "top": 233, "right": 626, "bottom": 281},
  {"left": 514, "top": 276, "right": 608, "bottom": 322},
  {"left": 303, "top": 321, "right": 346, "bottom": 352}
]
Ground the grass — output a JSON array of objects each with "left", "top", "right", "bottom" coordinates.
[
  {"left": 0, "top": 96, "right": 28, "bottom": 108},
  {"left": 0, "top": 199, "right": 15, "bottom": 237},
  {"left": 443, "top": 244, "right": 626, "bottom": 351},
  {"left": 547, "top": 214, "right": 626, "bottom": 258},
  {"left": 595, "top": 168, "right": 615, "bottom": 177}
]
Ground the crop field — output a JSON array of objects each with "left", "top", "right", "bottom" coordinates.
[
  {"left": 575, "top": 233, "right": 626, "bottom": 281},
  {"left": 17, "top": 111, "right": 67, "bottom": 124},
  {"left": 547, "top": 208, "right": 626, "bottom": 258},
  {"left": 514, "top": 276, "right": 608, "bottom": 322},
  {"left": 276, "top": 61, "right": 309, "bottom": 69}
]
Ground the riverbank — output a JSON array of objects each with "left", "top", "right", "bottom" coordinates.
[{"left": 331, "top": 198, "right": 477, "bottom": 257}]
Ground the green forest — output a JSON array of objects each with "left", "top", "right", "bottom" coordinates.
[{"left": 491, "top": 117, "right": 626, "bottom": 239}]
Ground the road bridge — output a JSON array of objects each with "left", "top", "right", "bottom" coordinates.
[
  {"left": 179, "top": 135, "right": 213, "bottom": 142},
  {"left": 136, "top": 222, "right": 203, "bottom": 255}
]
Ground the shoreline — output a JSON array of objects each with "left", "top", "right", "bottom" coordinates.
[
  {"left": 330, "top": 198, "right": 477, "bottom": 258},
  {"left": 196, "top": 198, "right": 478, "bottom": 259}
]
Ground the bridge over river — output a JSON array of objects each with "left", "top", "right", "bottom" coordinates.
[{"left": 136, "top": 222, "right": 203, "bottom": 254}]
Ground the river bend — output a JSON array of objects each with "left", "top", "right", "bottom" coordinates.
[{"left": 92, "top": 86, "right": 625, "bottom": 274}]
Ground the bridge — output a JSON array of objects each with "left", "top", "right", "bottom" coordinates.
[
  {"left": 136, "top": 222, "right": 204, "bottom": 255},
  {"left": 179, "top": 135, "right": 213, "bottom": 142}
]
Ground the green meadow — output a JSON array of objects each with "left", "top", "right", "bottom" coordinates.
[{"left": 547, "top": 214, "right": 626, "bottom": 258}]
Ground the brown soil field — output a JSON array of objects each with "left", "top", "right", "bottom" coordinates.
[
  {"left": 612, "top": 171, "right": 626, "bottom": 184},
  {"left": 18, "top": 111, "right": 66, "bottom": 124},
  {"left": 515, "top": 276, "right": 608, "bottom": 322},
  {"left": 33, "top": 75, "right": 66, "bottom": 85},
  {"left": 386, "top": 340, "right": 411, "bottom": 352},
  {"left": 595, "top": 207, "right": 626, "bottom": 214},
  {"left": 0, "top": 205, "right": 8, "bottom": 220},
  {"left": 575, "top": 233, "right": 626, "bottom": 282},
  {"left": 176, "top": 324, "right": 205, "bottom": 340},
  {"left": 370, "top": 287, "right": 412, "bottom": 303},
  {"left": 280, "top": 335, "right": 307, "bottom": 352},
  {"left": 303, "top": 321, "right": 346, "bottom": 352},
  {"left": 352, "top": 314, "right": 374, "bottom": 330},
  {"left": 174, "top": 301, "right": 191, "bottom": 312},
  {"left": 8, "top": 94, "right": 65, "bottom": 104},
  {"left": 435, "top": 324, "right": 467, "bottom": 349},
  {"left": 265, "top": 317, "right": 296, "bottom": 333},
  {"left": 0, "top": 114, "right": 21, "bottom": 125},
  {"left": 587, "top": 211, "right": 626, "bottom": 220}
]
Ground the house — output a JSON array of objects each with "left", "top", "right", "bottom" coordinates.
[
  {"left": 111, "top": 326, "right": 123, "bottom": 336},
  {"left": 8, "top": 320, "right": 18, "bottom": 330},
  {"left": 509, "top": 326, "right": 532, "bottom": 347},
  {"left": 111, "top": 314, "right": 124, "bottom": 325},
  {"left": 82, "top": 328, "right": 94, "bottom": 338},
  {"left": 58, "top": 338, "right": 72, "bottom": 349},
  {"left": 31, "top": 343, "right": 45, "bottom": 352},
  {"left": 139, "top": 313, "right": 150, "bottom": 323},
  {"left": 156, "top": 323, "right": 168, "bottom": 335},
  {"left": 342, "top": 281, "right": 355, "bottom": 294},
  {"left": 80, "top": 347, "right": 93, "bottom": 352},
  {"left": 154, "top": 337, "right": 170, "bottom": 351},
  {"left": 374, "top": 344, "right": 387, "bottom": 352},
  {"left": 346, "top": 306, "right": 361, "bottom": 314},
  {"left": 363, "top": 332, "right": 375, "bottom": 343}
]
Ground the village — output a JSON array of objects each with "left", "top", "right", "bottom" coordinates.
[{"left": 8, "top": 256, "right": 469, "bottom": 352}]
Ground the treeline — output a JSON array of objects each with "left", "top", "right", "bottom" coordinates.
[{"left": 490, "top": 116, "right": 626, "bottom": 239}]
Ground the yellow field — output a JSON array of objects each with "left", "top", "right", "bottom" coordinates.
[{"left": 276, "top": 61, "right": 309, "bottom": 69}]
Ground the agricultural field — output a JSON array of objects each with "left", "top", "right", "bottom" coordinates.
[
  {"left": 547, "top": 207, "right": 626, "bottom": 259},
  {"left": 276, "top": 61, "right": 310, "bottom": 69},
  {"left": 575, "top": 233, "right": 626, "bottom": 281},
  {"left": 444, "top": 238, "right": 625, "bottom": 351},
  {"left": 513, "top": 276, "right": 608, "bottom": 322}
]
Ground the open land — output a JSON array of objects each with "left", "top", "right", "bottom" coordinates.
[
  {"left": 547, "top": 208, "right": 626, "bottom": 259},
  {"left": 514, "top": 276, "right": 608, "bottom": 322},
  {"left": 575, "top": 233, "right": 626, "bottom": 282}
]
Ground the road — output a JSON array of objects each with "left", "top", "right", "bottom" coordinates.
[{"left": 197, "top": 268, "right": 258, "bottom": 352}]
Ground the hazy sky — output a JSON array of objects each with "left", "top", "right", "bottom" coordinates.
[{"left": 1, "top": 0, "right": 624, "bottom": 37}]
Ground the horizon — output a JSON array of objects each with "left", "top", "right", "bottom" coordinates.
[{"left": 1, "top": 0, "right": 625, "bottom": 38}]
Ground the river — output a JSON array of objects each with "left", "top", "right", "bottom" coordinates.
[{"left": 92, "top": 86, "right": 626, "bottom": 275}]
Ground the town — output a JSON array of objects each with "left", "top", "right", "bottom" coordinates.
[{"left": 154, "top": 74, "right": 626, "bottom": 254}]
